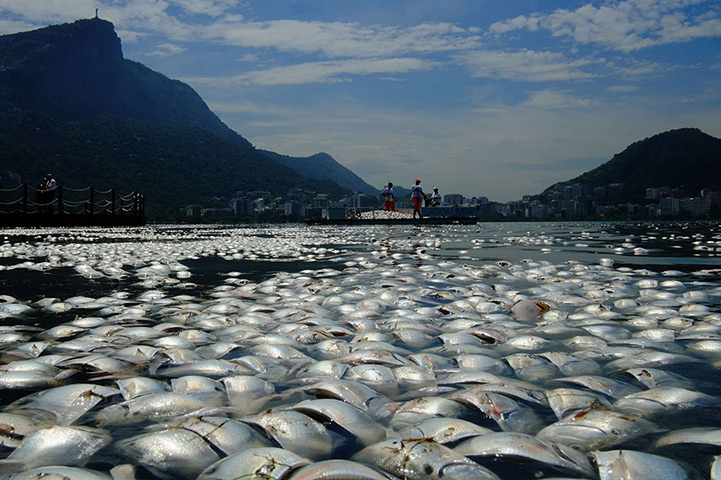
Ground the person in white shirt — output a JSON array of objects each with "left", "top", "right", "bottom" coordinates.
[
  {"left": 411, "top": 179, "right": 426, "bottom": 219},
  {"left": 430, "top": 187, "right": 441, "bottom": 206},
  {"left": 381, "top": 182, "right": 396, "bottom": 212}
]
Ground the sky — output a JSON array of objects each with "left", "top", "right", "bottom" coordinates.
[{"left": 1, "top": 1, "right": 720, "bottom": 201}]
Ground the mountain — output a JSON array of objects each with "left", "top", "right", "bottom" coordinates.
[
  {"left": 262, "top": 151, "right": 378, "bottom": 196},
  {"left": 540, "top": 128, "right": 721, "bottom": 204},
  {"left": 0, "top": 18, "right": 360, "bottom": 218}
]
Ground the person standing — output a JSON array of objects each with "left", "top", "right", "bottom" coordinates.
[
  {"left": 45, "top": 174, "right": 57, "bottom": 214},
  {"left": 411, "top": 179, "right": 426, "bottom": 219},
  {"left": 381, "top": 182, "right": 396, "bottom": 212}
]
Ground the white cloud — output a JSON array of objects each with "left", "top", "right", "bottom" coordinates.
[
  {"left": 457, "top": 49, "right": 600, "bottom": 82},
  {"left": 490, "top": 0, "right": 721, "bottom": 52},
  {"left": 523, "top": 90, "right": 596, "bottom": 109},
  {"left": 203, "top": 19, "right": 481, "bottom": 58},
  {"left": 183, "top": 57, "right": 436, "bottom": 86},
  {"left": 146, "top": 42, "right": 187, "bottom": 56},
  {"left": 168, "top": 0, "right": 238, "bottom": 17}
]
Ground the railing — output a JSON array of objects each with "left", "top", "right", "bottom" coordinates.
[{"left": 0, "top": 184, "right": 144, "bottom": 218}]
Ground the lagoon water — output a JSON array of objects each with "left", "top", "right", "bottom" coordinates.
[{"left": 1, "top": 221, "right": 721, "bottom": 479}]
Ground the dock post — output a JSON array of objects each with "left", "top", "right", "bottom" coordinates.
[
  {"left": 57, "top": 186, "right": 63, "bottom": 214},
  {"left": 111, "top": 189, "right": 116, "bottom": 215},
  {"left": 22, "top": 184, "right": 28, "bottom": 214},
  {"left": 89, "top": 187, "right": 94, "bottom": 215}
]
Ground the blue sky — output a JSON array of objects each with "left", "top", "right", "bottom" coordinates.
[{"left": 2, "top": 1, "right": 720, "bottom": 201}]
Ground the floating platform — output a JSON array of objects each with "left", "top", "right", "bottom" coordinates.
[{"left": 304, "top": 216, "right": 479, "bottom": 226}]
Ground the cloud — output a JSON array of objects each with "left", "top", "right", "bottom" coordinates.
[
  {"left": 183, "top": 57, "right": 436, "bottom": 86},
  {"left": 523, "top": 89, "right": 596, "bottom": 109},
  {"left": 457, "top": 49, "right": 600, "bottom": 82},
  {"left": 203, "top": 18, "right": 482, "bottom": 58},
  {"left": 145, "top": 42, "right": 187, "bottom": 56},
  {"left": 168, "top": 0, "right": 238, "bottom": 17},
  {"left": 490, "top": 0, "right": 721, "bottom": 52}
]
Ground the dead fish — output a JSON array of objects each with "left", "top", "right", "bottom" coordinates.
[
  {"left": 0, "top": 425, "right": 111, "bottom": 474},
  {"left": 613, "top": 387, "right": 721, "bottom": 417},
  {"left": 116, "top": 377, "right": 170, "bottom": 400},
  {"left": 197, "top": 447, "right": 310, "bottom": 480},
  {"left": 450, "top": 388, "right": 544, "bottom": 434},
  {"left": 222, "top": 375, "right": 276, "bottom": 414},
  {"left": 454, "top": 431, "right": 595, "bottom": 478},
  {"left": 509, "top": 299, "right": 551, "bottom": 321},
  {"left": 0, "top": 411, "right": 55, "bottom": 448},
  {"left": 546, "top": 387, "right": 610, "bottom": 419},
  {"left": 0, "top": 466, "right": 113, "bottom": 480},
  {"left": 552, "top": 375, "right": 641, "bottom": 400},
  {"left": 655, "top": 427, "right": 721, "bottom": 448},
  {"left": 346, "top": 364, "right": 399, "bottom": 396},
  {"left": 95, "top": 392, "right": 220, "bottom": 424},
  {"left": 8, "top": 383, "right": 119, "bottom": 425},
  {"left": 117, "top": 427, "right": 219, "bottom": 480},
  {"left": 243, "top": 409, "right": 339, "bottom": 461},
  {"left": 536, "top": 409, "right": 660, "bottom": 451},
  {"left": 396, "top": 417, "right": 494, "bottom": 446},
  {"left": 616, "top": 368, "right": 696, "bottom": 390},
  {"left": 352, "top": 438, "right": 501, "bottom": 480},
  {"left": 304, "top": 379, "right": 385, "bottom": 414},
  {"left": 593, "top": 449, "right": 690, "bottom": 480},
  {"left": 289, "top": 398, "right": 387, "bottom": 447},
  {"left": 178, "top": 416, "right": 274, "bottom": 455},
  {"left": 391, "top": 397, "right": 474, "bottom": 430},
  {"left": 286, "top": 459, "right": 394, "bottom": 480}
]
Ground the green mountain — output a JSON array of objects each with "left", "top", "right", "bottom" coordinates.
[
  {"left": 541, "top": 128, "right": 721, "bottom": 204},
  {"left": 0, "top": 18, "right": 357, "bottom": 219},
  {"left": 262, "top": 151, "right": 378, "bottom": 196}
]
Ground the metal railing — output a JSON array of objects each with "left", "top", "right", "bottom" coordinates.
[{"left": 0, "top": 184, "right": 144, "bottom": 218}]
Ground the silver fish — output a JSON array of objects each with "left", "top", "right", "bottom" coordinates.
[
  {"left": 0, "top": 425, "right": 111, "bottom": 474},
  {"left": 289, "top": 398, "right": 386, "bottom": 447},
  {"left": 197, "top": 447, "right": 310, "bottom": 480},
  {"left": 352, "top": 438, "right": 500, "bottom": 480},
  {"left": 593, "top": 449, "right": 690, "bottom": 480},
  {"left": 450, "top": 388, "right": 544, "bottom": 434},
  {"left": 117, "top": 427, "right": 219, "bottom": 480},
  {"left": 454, "top": 431, "right": 595, "bottom": 477},
  {"left": 613, "top": 386, "right": 721, "bottom": 417},
  {"left": 243, "top": 409, "right": 339, "bottom": 461},
  {"left": 546, "top": 387, "right": 610, "bottom": 420},
  {"left": 0, "top": 466, "right": 112, "bottom": 480},
  {"left": 396, "top": 417, "right": 494, "bottom": 445},
  {"left": 536, "top": 409, "right": 660, "bottom": 451},
  {"left": 9, "top": 384, "right": 119, "bottom": 425}
]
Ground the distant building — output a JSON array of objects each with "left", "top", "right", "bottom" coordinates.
[
  {"left": 444, "top": 193, "right": 464, "bottom": 206},
  {"left": 680, "top": 197, "right": 704, "bottom": 217},
  {"left": 608, "top": 183, "right": 623, "bottom": 203},
  {"left": 660, "top": 197, "right": 680, "bottom": 216},
  {"left": 593, "top": 186, "right": 607, "bottom": 202},
  {"left": 351, "top": 193, "right": 371, "bottom": 210},
  {"left": 284, "top": 201, "right": 303, "bottom": 217},
  {"left": 313, "top": 194, "right": 329, "bottom": 209},
  {"left": 231, "top": 197, "right": 253, "bottom": 215},
  {"left": 185, "top": 204, "right": 202, "bottom": 217}
]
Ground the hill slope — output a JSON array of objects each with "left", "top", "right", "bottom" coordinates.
[
  {"left": 541, "top": 128, "right": 721, "bottom": 204},
  {"left": 262, "top": 151, "right": 378, "bottom": 196},
  {"left": 0, "top": 18, "right": 360, "bottom": 218}
]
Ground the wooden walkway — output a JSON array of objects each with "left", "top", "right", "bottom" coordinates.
[{"left": 0, "top": 184, "right": 146, "bottom": 227}]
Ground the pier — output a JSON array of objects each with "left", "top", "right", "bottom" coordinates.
[{"left": 0, "top": 184, "right": 146, "bottom": 227}]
